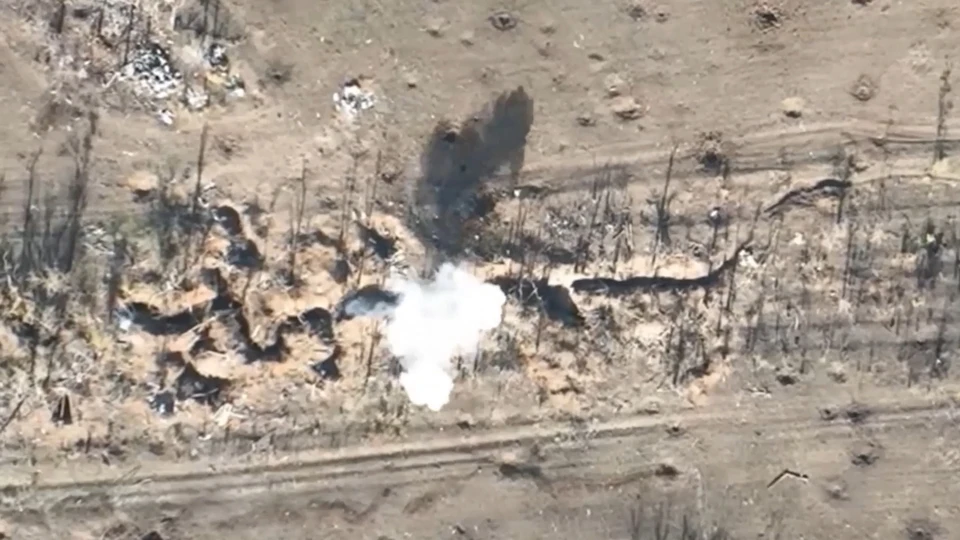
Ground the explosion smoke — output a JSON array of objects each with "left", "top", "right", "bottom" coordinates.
[{"left": 384, "top": 263, "right": 506, "bottom": 411}]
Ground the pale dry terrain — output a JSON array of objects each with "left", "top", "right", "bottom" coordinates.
[{"left": 2, "top": 1, "right": 960, "bottom": 539}]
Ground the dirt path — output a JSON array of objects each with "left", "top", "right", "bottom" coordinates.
[{"left": 4, "top": 389, "right": 958, "bottom": 539}]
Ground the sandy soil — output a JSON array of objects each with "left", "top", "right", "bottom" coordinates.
[{"left": 2, "top": 0, "right": 960, "bottom": 538}]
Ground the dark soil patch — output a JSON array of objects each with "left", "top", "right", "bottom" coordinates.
[{"left": 410, "top": 87, "right": 534, "bottom": 262}]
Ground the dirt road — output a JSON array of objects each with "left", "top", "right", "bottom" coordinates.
[{"left": 4, "top": 390, "right": 957, "bottom": 539}]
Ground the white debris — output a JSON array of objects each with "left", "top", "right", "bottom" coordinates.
[
  {"left": 205, "top": 43, "right": 230, "bottom": 71},
  {"left": 120, "top": 42, "right": 183, "bottom": 100},
  {"left": 223, "top": 74, "right": 246, "bottom": 100},
  {"left": 333, "top": 79, "right": 375, "bottom": 119},
  {"left": 157, "top": 108, "right": 175, "bottom": 126},
  {"left": 115, "top": 307, "right": 133, "bottom": 332},
  {"left": 182, "top": 86, "right": 210, "bottom": 111}
]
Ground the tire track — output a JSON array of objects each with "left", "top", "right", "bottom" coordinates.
[
  {"left": 11, "top": 394, "right": 953, "bottom": 511},
  {"left": 0, "top": 117, "right": 957, "bottom": 222}
]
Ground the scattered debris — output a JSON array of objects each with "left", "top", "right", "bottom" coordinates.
[
  {"left": 333, "top": 79, "right": 375, "bottom": 119},
  {"left": 221, "top": 74, "right": 247, "bottom": 100},
  {"left": 157, "top": 108, "right": 175, "bottom": 126},
  {"left": 205, "top": 42, "right": 229, "bottom": 71},
  {"left": 120, "top": 42, "right": 183, "bottom": 100},
  {"left": 182, "top": 85, "right": 210, "bottom": 111}
]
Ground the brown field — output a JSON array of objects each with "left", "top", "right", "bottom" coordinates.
[{"left": 2, "top": 0, "right": 960, "bottom": 538}]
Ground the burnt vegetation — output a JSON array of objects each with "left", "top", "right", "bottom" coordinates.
[
  {"left": 0, "top": 122, "right": 391, "bottom": 426},
  {"left": 3, "top": 68, "right": 960, "bottom": 441}
]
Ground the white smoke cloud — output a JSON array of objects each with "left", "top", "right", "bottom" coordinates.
[{"left": 384, "top": 263, "right": 506, "bottom": 411}]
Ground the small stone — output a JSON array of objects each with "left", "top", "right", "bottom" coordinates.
[
  {"left": 424, "top": 16, "right": 445, "bottom": 37},
  {"left": 639, "top": 398, "right": 662, "bottom": 415},
  {"left": 156, "top": 108, "right": 175, "bottom": 126},
  {"left": 604, "top": 73, "right": 626, "bottom": 97},
  {"left": 851, "top": 74, "right": 877, "bottom": 101},
  {"left": 576, "top": 112, "right": 596, "bottom": 127},
  {"left": 459, "top": 31, "right": 475, "bottom": 46},
  {"left": 403, "top": 72, "right": 418, "bottom": 88},
  {"left": 124, "top": 170, "right": 159, "bottom": 195},
  {"left": 611, "top": 96, "right": 644, "bottom": 120},
  {"left": 827, "top": 362, "right": 847, "bottom": 383},
  {"left": 780, "top": 96, "right": 805, "bottom": 118}
]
